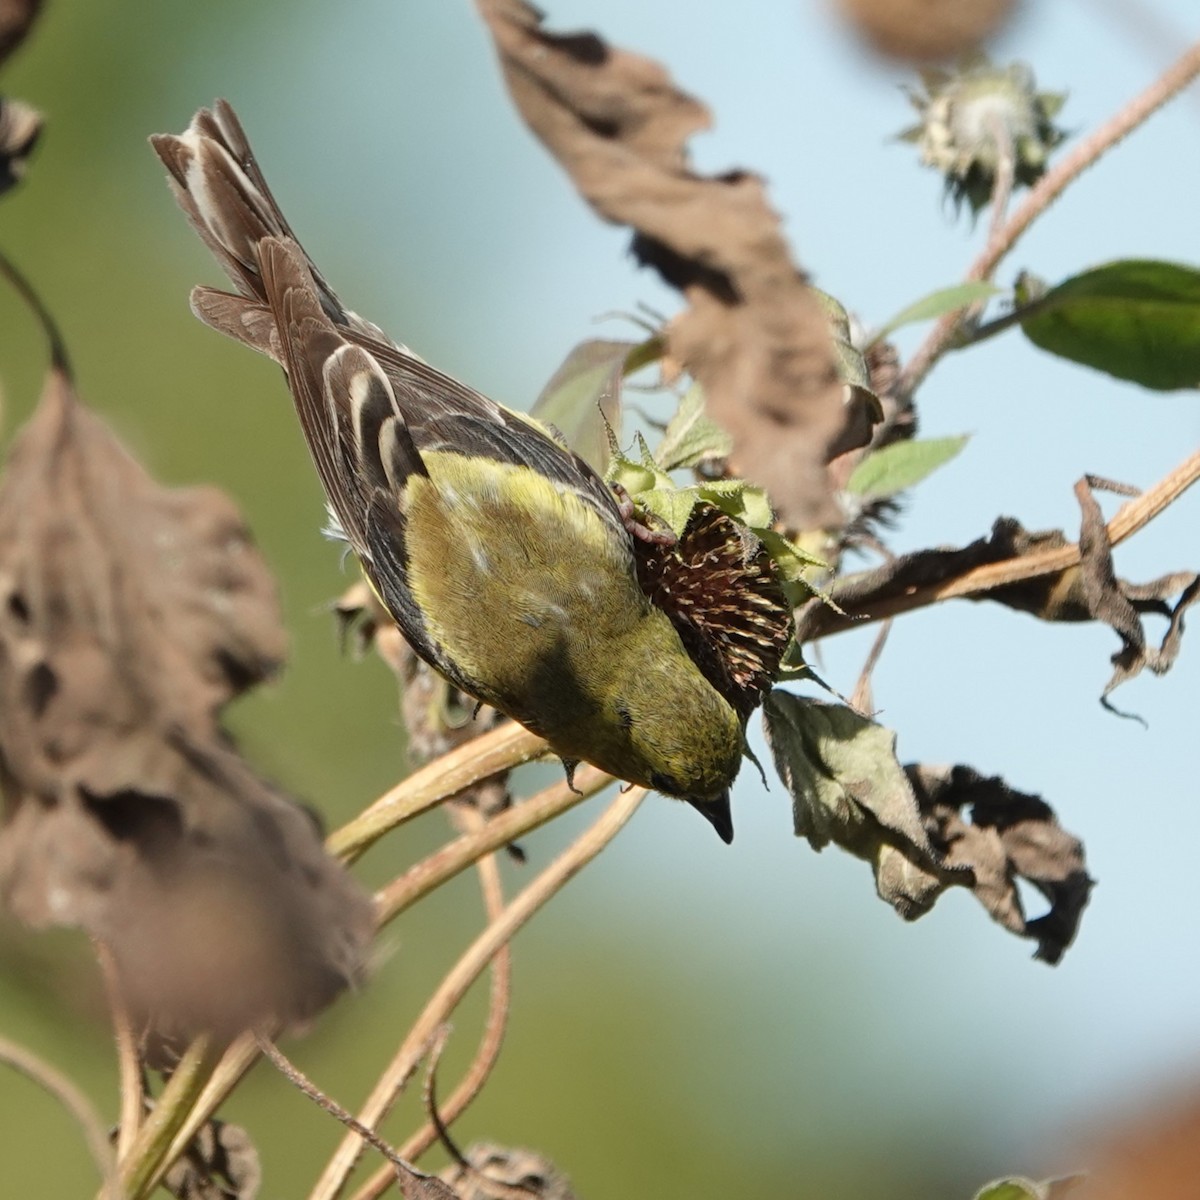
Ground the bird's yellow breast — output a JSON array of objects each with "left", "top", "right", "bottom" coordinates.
[{"left": 401, "top": 451, "right": 644, "bottom": 721}]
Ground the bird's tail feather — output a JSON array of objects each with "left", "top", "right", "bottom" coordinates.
[{"left": 150, "top": 100, "right": 346, "bottom": 330}]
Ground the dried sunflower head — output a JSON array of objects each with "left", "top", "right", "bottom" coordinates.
[
  {"left": 899, "top": 57, "right": 1067, "bottom": 215},
  {"left": 633, "top": 500, "right": 792, "bottom": 721}
]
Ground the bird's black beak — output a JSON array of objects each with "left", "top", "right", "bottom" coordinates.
[{"left": 687, "top": 791, "right": 734, "bottom": 844}]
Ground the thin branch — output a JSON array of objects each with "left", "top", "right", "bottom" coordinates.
[
  {"left": 0, "top": 245, "right": 72, "bottom": 376},
  {"left": 897, "top": 38, "right": 1200, "bottom": 401},
  {"left": 0, "top": 1034, "right": 118, "bottom": 1195},
  {"left": 398, "top": 812, "right": 511, "bottom": 1163},
  {"left": 94, "top": 940, "right": 144, "bottom": 1161},
  {"left": 323, "top": 786, "right": 648, "bottom": 1200},
  {"left": 328, "top": 721, "right": 548, "bottom": 863},
  {"left": 849, "top": 618, "right": 892, "bottom": 714},
  {"left": 374, "top": 764, "right": 614, "bottom": 927},
  {"left": 255, "top": 1035, "right": 435, "bottom": 1186}
]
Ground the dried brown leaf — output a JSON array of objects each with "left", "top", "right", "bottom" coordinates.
[
  {"left": 0, "top": 0, "right": 42, "bottom": 67},
  {"left": 163, "top": 1117, "right": 261, "bottom": 1200},
  {"left": 1071, "top": 478, "right": 1200, "bottom": 707},
  {"left": 836, "top": 0, "right": 1018, "bottom": 62},
  {"left": 795, "top": 494, "right": 1198, "bottom": 705},
  {"left": 440, "top": 1143, "right": 578, "bottom": 1200},
  {"left": 476, "top": 0, "right": 853, "bottom": 531},
  {"left": 908, "top": 764, "right": 1093, "bottom": 964},
  {"left": 764, "top": 693, "right": 1091, "bottom": 960},
  {"left": 0, "top": 370, "right": 373, "bottom": 1038}
]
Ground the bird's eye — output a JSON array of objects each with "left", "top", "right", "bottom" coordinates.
[
  {"left": 615, "top": 703, "right": 634, "bottom": 729},
  {"left": 649, "top": 771, "right": 681, "bottom": 795}
]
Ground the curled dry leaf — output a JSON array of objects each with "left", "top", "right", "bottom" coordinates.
[
  {"left": 475, "top": 0, "right": 854, "bottom": 532},
  {"left": 907, "top": 764, "right": 1093, "bottom": 965},
  {"left": 0, "top": 369, "right": 374, "bottom": 1040},
  {"left": 764, "top": 693, "right": 1092, "bottom": 961},
  {"left": 1070, "top": 478, "right": 1199, "bottom": 707},
  {"left": 163, "top": 1117, "right": 261, "bottom": 1200},
  {"left": 795, "top": 487, "right": 1198, "bottom": 705},
  {"left": 440, "top": 1143, "right": 578, "bottom": 1200}
]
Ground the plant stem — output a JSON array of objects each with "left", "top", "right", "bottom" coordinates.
[
  {"left": 374, "top": 764, "right": 613, "bottom": 926},
  {"left": 398, "top": 811, "right": 512, "bottom": 1162},
  {"left": 328, "top": 721, "right": 548, "bottom": 863},
  {"left": 319, "top": 786, "right": 647, "bottom": 1200},
  {"left": 803, "top": 447, "right": 1200, "bottom": 638},
  {"left": 94, "top": 939, "right": 144, "bottom": 1161},
  {"left": 897, "top": 38, "right": 1200, "bottom": 401},
  {"left": 128, "top": 766, "right": 614, "bottom": 1197},
  {"left": 114, "top": 1035, "right": 217, "bottom": 1200},
  {"left": 0, "top": 1034, "right": 118, "bottom": 1195}
]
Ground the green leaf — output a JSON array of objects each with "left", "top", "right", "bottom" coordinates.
[
  {"left": 871, "top": 281, "right": 1000, "bottom": 343},
  {"left": 655, "top": 384, "right": 733, "bottom": 472},
  {"left": 1019, "top": 259, "right": 1200, "bottom": 390},
  {"left": 845, "top": 435, "right": 969, "bottom": 499},
  {"left": 811, "top": 287, "right": 884, "bottom": 423},
  {"left": 762, "top": 693, "right": 957, "bottom": 921},
  {"left": 532, "top": 339, "right": 639, "bottom": 472},
  {"left": 695, "top": 479, "right": 773, "bottom": 531},
  {"left": 973, "top": 1176, "right": 1084, "bottom": 1200},
  {"left": 635, "top": 487, "right": 700, "bottom": 537},
  {"left": 758, "top": 525, "right": 825, "bottom": 609},
  {"left": 974, "top": 1181, "right": 1043, "bottom": 1200},
  {"left": 606, "top": 456, "right": 661, "bottom": 499}
]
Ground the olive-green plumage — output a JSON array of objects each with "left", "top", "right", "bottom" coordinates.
[{"left": 152, "top": 101, "right": 744, "bottom": 840}]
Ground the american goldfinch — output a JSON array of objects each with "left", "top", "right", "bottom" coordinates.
[{"left": 152, "top": 101, "right": 744, "bottom": 841}]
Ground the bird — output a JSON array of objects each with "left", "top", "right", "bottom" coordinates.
[{"left": 151, "top": 100, "right": 744, "bottom": 842}]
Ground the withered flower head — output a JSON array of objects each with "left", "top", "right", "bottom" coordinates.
[
  {"left": 633, "top": 500, "right": 792, "bottom": 721},
  {"left": 899, "top": 57, "right": 1067, "bottom": 214}
]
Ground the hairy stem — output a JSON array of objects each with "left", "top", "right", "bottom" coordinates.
[{"left": 114, "top": 1035, "right": 217, "bottom": 1200}]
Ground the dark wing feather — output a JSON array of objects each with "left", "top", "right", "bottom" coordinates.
[
  {"left": 347, "top": 334, "right": 626, "bottom": 539},
  {"left": 152, "top": 101, "right": 626, "bottom": 539},
  {"left": 256, "top": 238, "right": 376, "bottom": 550},
  {"left": 153, "top": 101, "right": 635, "bottom": 667}
]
